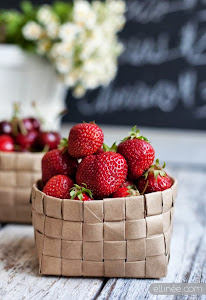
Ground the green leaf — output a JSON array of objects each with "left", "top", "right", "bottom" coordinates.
[
  {"left": 21, "top": 1, "right": 34, "bottom": 15},
  {"left": 70, "top": 190, "right": 76, "bottom": 198},
  {"left": 160, "top": 170, "right": 166, "bottom": 177},
  {"left": 156, "top": 159, "right": 159, "bottom": 166},
  {"left": 58, "top": 138, "right": 68, "bottom": 152},
  {"left": 103, "top": 143, "right": 110, "bottom": 152},
  {"left": 143, "top": 171, "right": 149, "bottom": 179},
  {"left": 154, "top": 170, "right": 159, "bottom": 180},
  {"left": 53, "top": 1, "right": 73, "bottom": 23},
  {"left": 78, "top": 193, "right": 83, "bottom": 201}
]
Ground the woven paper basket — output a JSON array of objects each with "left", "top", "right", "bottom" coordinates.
[
  {"left": 0, "top": 151, "right": 43, "bottom": 223},
  {"left": 31, "top": 178, "right": 177, "bottom": 278}
]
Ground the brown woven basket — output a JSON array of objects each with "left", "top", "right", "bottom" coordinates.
[
  {"left": 0, "top": 151, "right": 43, "bottom": 223},
  {"left": 31, "top": 178, "right": 177, "bottom": 278}
]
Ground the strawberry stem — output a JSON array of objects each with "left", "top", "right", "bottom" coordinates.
[
  {"left": 122, "top": 126, "right": 149, "bottom": 142},
  {"left": 70, "top": 184, "right": 93, "bottom": 201},
  {"left": 58, "top": 138, "right": 68, "bottom": 153},
  {"left": 103, "top": 143, "right": 117, "bottom": 152}
]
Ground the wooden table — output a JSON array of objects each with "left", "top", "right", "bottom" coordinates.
[{"left": 0, "top": 164, "right": 205, "bottom": 300}]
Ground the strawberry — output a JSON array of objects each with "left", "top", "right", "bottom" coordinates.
[
  {"left": 70, "top": 184, "right": 93, "bottom": 201},
  {"left": 137, "top": 159, "right": 172, "bottom": 194},
  {"left": 0, "top": 135, "right": 14, "bottom": 152},
  {"left": 111, "top": 185, "right": 140, "bottom": 198},
  {"left": 68, "top": 122, "right": 104, "bottom": 158},
  {"left": 76, "top": 148, "right": 128, "bottom": 198},
  {"left": 121, "top": 180, "right": 134, "bottom": 188},
  {"left": 42, "top": 145, "right": 78, "bottom": 184},
  {"left": 117, "top": 126, "right": 155, "bottom": 180},
  {"left": 43, "top": 175, "right": 73, "bottom": 199},
  {"left": 94, "top": 147, "right": 104, "bottom": 155}
]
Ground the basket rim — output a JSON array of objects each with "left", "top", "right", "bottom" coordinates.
[
  {"left": 0, "top": 151, "right": 44, "bottom": 157},
  {"left": 32, "top": 177, "right": 178, "bottom": 203}
]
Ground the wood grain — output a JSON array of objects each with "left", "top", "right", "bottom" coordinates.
[
  {"left": 0, "top": 225, "right": 104, "bottom": 300},
  {"left": 0, "top": 166, "right": 205, "bottom": 300}
]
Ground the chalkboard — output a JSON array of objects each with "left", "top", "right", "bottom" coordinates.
[
  {"left": 64, "top": 0, "right": 206, "bottom": 130},
  {"left": 1, "top": 0, "right": 206, "bottom": 130}
]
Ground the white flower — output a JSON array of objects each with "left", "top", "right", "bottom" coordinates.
[
  {"left": 46, "top": 22, "right": 60, "bottom": 39},
  {"left": 55, "top": 57, "right": 72, "bottom": 74},
  {"left": 50, "top": 42, "right": 74, "bottom": 60},
  {"left": 65, "top": 69, "right": 81, "bottom": 87},
  {"left": 73, "top": 84, "right": 86, "bottom": 98},
  {"left": 37, "top": 39, "right": 51, "bottom": 55},
  {"left": 22, "top": 21, "right": 43, "bottom": 41},
  {"left": 107, "top": 0, "right": 126, "bottom": 15},
  {"left": 37, "top": 5, "right": 55, "bottom": 25},
  {"left": 59, "top": 23, "right": 82, "bottom": 42},
  {"left": 73, "top": 0, "right": 97, "bottom": 29},
  {"left": 21, "top": 0, "right": 126, "bottom": 97}
]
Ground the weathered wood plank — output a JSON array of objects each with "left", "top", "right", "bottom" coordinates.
[{"left": 0, "top": 225, "right": 104, "bottom": 300}]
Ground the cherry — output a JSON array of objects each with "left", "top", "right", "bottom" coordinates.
[
  {"left": 0, "top": 121, "right": 12, "bottom": 135},
  {"left": 23, "top": 117, "right": 41, "bottom": 132},
  {"left": 15, "top": 130, "right": 38, "bottom": 150},
  {"left": 0, "top": 135, "right": 14, "bottom": 152},
  {"left": 36, "top": 131, "right": 61, "bottom": 150}
]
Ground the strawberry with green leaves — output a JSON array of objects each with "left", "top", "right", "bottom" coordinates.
[
  {"left": 70, "top": 184, "right": 93, "bottom": 201},
  {"left": 43, "top": 175, "right": 74, "bottom": 199},
  {"left": 111, "top": 184, "right": 140, "bottom": 198},
  {"left": 42, "top": 139, "right": 78, "bottom": 184},
  {"left": 117, "top": 126, "right": 155, "bottom": 180},
  {"left": 137, "top": 159, "right": 172, "bottom": 194},
  {"left": 68, "top": 122, "right": 104, "bottom": 158},
  {"left": 76, "top": 143, "right": 128, "bottom": 198}
]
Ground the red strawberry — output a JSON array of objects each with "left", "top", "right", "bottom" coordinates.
[
  {"left": 70, "top": 184, "right": 93, "bottom": 201},
  {"left": 112, "top": 185, "right": 140, "bottom": 198},
  {"left": 94, "top": 147, "right": 104, "bottom": 155},
  {"left": 137, "top": 159, "right": 172, "bottom": 194},
  {"left": 121, "top": 180, "right": 134, "bottom": 188},
  {"left": 0, "top": 135, "right": 14, "bottom": 152},
  {"left": 117, "top": 126, "right": 155, "bottom": 180},
  {"left": 43, "top": 175, "right": 73, "bottom": 199},
  {"left": 76, "top": 150, "right": 128, "bottom": 198},
  {"left": 42, "top": 147, "right": 78, "bottom": 184},
  {"left": 68, "top": 122, "right": 104, "bottom": 158}
]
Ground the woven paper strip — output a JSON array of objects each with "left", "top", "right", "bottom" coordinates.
[
  {"left": 32, "top": 178, "right": 177, "bottom": 278},
  {"left": 0, "top": 152, "right": 43, "bottom": 223}
]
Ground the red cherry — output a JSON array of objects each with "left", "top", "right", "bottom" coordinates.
[
  {"left": 23, "top": 117, "right": 41, "bottom": 132},
  {"left": 0, "top": 135, "right": 14, "bottom": 152},
  {"left": 30, "top": 118, "right": 41, "bottom": 131},
  {"left": 36, "top": 131, "right": 61, "bottom": 150},
  {"left": 0, "top": 121, "right": 12, "bottom": 135},
  {"left": 15, "top": 130, "right": 38, "bottom": 150}
]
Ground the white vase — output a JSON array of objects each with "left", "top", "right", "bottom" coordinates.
[{"left": 0, "top": 44, "right": 67, "bottom": 130}]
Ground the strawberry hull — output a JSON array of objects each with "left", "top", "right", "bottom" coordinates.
[
  {"left": 31, "top": 177, "right": 177, "bottom": 279},
  {"left": 0, "top": 151, "right": 43, "bottom": 223}
]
